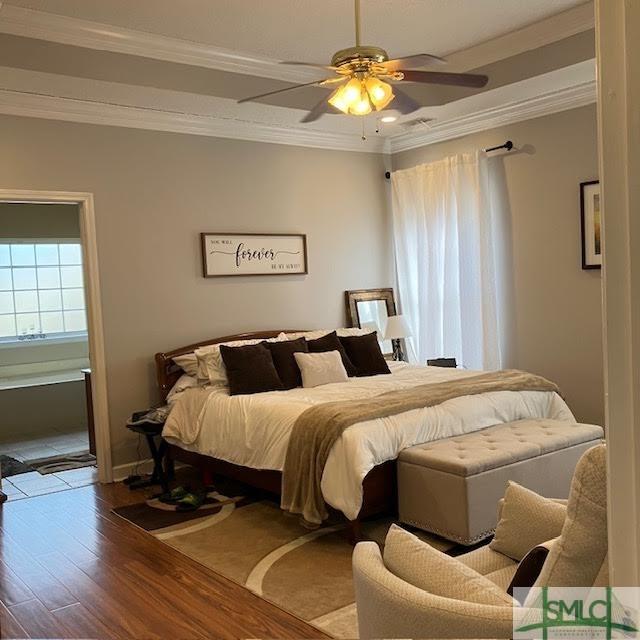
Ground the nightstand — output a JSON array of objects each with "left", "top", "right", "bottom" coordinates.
[{"left": 125, "top": 421, "right": 173, "bottom": 493}]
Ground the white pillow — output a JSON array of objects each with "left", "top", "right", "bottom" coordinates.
[
  {"left": 195, "top": 333, "right": 288, "bottom": 386},
  {"left": 166, "top": 374, "right": 199, "bottom": 403},
  {"left": 285, "top": 328, "right": 373, "bottom": 341},
  {"left": 172, "top": 353, "right": 199, "bottom": 377},
  {"left": 384, "top": 524, "right": 515, "bottom": 606},
  {"left": 285, "top": 329, "right": 330, "bottom": 340},
  {"left": 337, "top": 327, "right": 377, "bottom": 337},
  {"left": 294, "top": 350, "right": 349, "bottom": 388}
]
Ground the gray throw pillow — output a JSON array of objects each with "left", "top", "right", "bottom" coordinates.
[{"left": 490, "top": 481, "right": 567, "bottom": 561}]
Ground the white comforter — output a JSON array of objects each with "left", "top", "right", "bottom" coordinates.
[{"left": 163, "top": 363, "right": 574, "bottom": 520}]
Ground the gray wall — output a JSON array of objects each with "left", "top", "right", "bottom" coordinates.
[
  {"left": 0, "top": 105, "right": 601, "bottom": 467},
  {"left": 0, "top": 380, "right": 87, "bottom": 437},
  {"left": 0, "top": 115, "right": 392, "bottom": 467},
  {"left": 393, "top": 105, "right": 603, "bottom": 425}
]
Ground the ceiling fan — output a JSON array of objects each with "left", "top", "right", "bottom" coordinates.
[{"left": 238, "top": 0, "right": 489, "bottom": 123}]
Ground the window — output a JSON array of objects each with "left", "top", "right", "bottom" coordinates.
[{"left": 0, "top": 241, "right": 87, "bottom": 343}]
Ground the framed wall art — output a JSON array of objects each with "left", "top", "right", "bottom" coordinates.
[
  {"left": 580, "top": 180, "right": 602, "bottom": 270},
  {"left": 200, "top": 233, "right": 308, "bottom": 277}
]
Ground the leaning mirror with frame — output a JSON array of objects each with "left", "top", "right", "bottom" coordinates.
[{"left": 345, "top": 288, "right": 397, "bottom": 356}]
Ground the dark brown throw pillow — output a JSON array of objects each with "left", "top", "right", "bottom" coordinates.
[
  {"left": 264, "top": 338, "right": 308, "bottom": 390},
  {"left": 339, "top": 332, "right": 391, "bottom": 377},
  {"left": 219, "top": 343, "right": 284, "bottom": 396},
  {"left": 306, "top": 331, "right": 357, "bottom": 376},
  {"left": 507, "top": 544, "right": 552, "bottom": 601}
]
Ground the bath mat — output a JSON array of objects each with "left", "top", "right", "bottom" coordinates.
[
  {"left": 0, "top": 454, "right": 33, "bottom": 477},
  {"left": 25, "top": 451, "right": 96, "bottom": 475}
]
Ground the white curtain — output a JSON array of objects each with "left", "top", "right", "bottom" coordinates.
[{"left": 391, "top": 152, "right": 509, "bottom": 370}]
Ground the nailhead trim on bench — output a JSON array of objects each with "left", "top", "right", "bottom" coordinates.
[{"left": 402, "top": 517, "right": 496, "bottom": 546}]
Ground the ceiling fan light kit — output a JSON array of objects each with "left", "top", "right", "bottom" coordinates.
[
  {"left": 328, "top": 74, "right": 394, "bottom": 115},
  {"left": 237, "top": 0, "right": 489, "bottom": 123}
]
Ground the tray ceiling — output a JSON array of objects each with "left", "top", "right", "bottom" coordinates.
[
  {"left": 0, "top": 0, "right": 596, "bottom": 152},
  {"left": 3, "top": 0, "right": 587, "bottom": 61}
]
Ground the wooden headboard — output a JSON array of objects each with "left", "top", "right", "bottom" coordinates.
[{"left": 155, "top": 330, "right": 307, "bottom": 401}]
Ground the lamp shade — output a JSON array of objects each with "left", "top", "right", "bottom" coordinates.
[{"left": 384, "top": 314, "right": 412, "bottom": 340}]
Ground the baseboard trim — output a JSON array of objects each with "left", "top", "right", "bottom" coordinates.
[
  {"left": 111, "top": 458, "right": 187, "bottom": 483},
  {"left": 111, "top": 458, "right": 153, "bottom": 482}
]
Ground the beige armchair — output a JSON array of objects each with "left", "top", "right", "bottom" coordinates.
[{"left": 353, "top": 445, "right": 607, "bottom": 639}]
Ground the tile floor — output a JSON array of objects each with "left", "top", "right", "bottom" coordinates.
[
  {"left": 0, "top": 427, "right": 95, "bottom": 500},
  {"left": 0, "top": 427, "right": 89, "bottom": 462},
  {"left": 0, "top": 465, "right": 98, "bottom": 500}
]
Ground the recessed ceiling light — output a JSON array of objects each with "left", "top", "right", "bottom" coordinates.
[{"left": 380, "top": 115, "right": 397, "bottom": 123}]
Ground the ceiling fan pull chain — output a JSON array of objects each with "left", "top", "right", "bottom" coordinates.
[{"left": 354, "top": 0, "right": 361, "bottom": 47}]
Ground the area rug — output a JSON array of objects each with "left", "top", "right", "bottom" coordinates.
[
  {"left": 25, "top": 451, "right": 96, "bottom": 474},
  {"left": 113, "top": 481, "right": 456, "bottom": 639},
  {"left": 0, "top": 454, "right": 33, "bottom": 477}
]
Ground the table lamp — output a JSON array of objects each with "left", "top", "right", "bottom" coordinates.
[{"left": 384, "top": 315, "right": 411, "bottom": 361}]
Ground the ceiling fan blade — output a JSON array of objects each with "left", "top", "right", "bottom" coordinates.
[
  {"left": 320, "top": 76, "right": 349, "bottom": 85},
  {"left": 281, "top": 61, "right": 338, "bottom": 71},
  {"left": 383, "top": 53, "right": 446, "bottom": 72},
  {"left": 390, "top": 86, "right": 422, "bottom": 115},
  {"left": 237, "top": 79, "right": 325, "bottom": 104},
  {"left": 399, "top": 70, "right": 489, "bottom": 88},
  {"left": 300, "top": 96, "right": 340, "bottom": 123}
]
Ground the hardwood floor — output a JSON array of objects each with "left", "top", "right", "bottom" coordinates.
[{"left": 0, "top": 478, "right": 329, "bottom": 639}]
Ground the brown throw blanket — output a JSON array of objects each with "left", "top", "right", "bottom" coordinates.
[{"left": 280, "top": 369, "right": 560, "bottom": 524}]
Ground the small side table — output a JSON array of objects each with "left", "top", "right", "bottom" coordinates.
[{"left": 125, "top": 422, "right": 173, "bottom": 493}]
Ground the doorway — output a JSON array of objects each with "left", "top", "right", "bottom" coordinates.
[{"left": 0, "top": 190, "right": 111, "bottom": 502}]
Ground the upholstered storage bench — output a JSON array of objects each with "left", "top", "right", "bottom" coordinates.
[{"left": 397, "top": 419, "right": 603, "bottom": 545}]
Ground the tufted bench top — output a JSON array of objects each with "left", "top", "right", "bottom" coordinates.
[{"left": 398, "top": 419, "right": 604, "bottom": 477}]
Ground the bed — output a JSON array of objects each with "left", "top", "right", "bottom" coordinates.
[{"left": 156, "top": 330, "right": 574, "bottom": 538}]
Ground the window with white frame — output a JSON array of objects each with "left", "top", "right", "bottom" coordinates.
[{"left": 0, "top": 241, "right": 87, "bottom": 343}]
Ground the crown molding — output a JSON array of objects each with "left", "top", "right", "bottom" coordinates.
[
  {"left": 0, "top": 56, "right": 595, "bottom": 156},
  {"left": 0, "top": 75, "right": 595, "bottom": 157},
  {"left": 445, "top": 2, "right": 595, "bottom": 71},
  {"left": 389, "top": 78, "right": 596, "bottom": 153},
  {"left": 0, "top": 5, "right": 319, "bottom": 83},
  {"left": 0, "top": 87, "right": 385, "bottom": 153}
]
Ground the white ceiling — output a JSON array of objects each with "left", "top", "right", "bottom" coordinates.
[{"left": 3, "top": 0, "right": 587, "bottom": 62}]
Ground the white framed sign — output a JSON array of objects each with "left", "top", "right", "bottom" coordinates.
[{"left": 201, "top": 233, "right": 308, "bottom": 277}]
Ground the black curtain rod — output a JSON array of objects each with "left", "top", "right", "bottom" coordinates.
[
  {"left": 384, "top": 140, "right": 514, "bottom": 179},
  {"left": 484, "top": 140, "right": 514, "bottom": 153}
]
